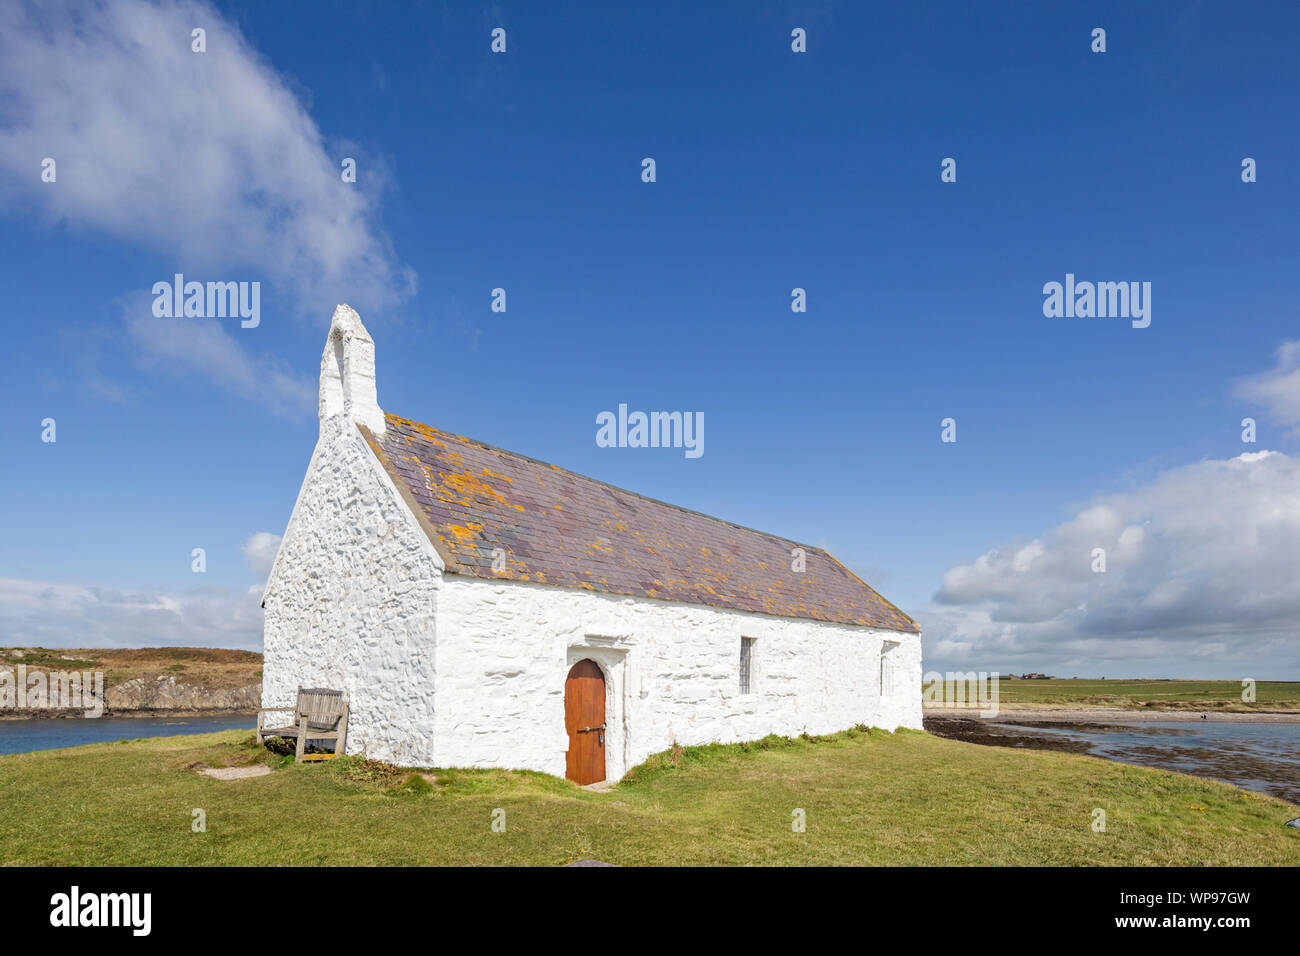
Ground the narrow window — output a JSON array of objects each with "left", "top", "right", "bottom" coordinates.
[
  {"left": 739, "top": 637, "right": 755, "bottom": 695},
  {"left": 880, "top": 641, "right": 899, "bottom": 698}
]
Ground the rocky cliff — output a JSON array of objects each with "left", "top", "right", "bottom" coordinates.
[{"left": 105, "top": 675, "right": 261, "bottom": 712}]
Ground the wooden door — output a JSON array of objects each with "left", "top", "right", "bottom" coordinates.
[{"left": 564, "top": 659, "right": 606, "bottom": 784}]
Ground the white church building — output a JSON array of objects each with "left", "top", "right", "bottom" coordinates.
[{"left": 261, "top": 306, "right": 922, "bottom": 783}]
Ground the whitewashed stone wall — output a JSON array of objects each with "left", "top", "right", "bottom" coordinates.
[
  {"left": 261, "top": 415, "right": 444, "bottom": 765},
  {"left": 433, "top": 575, "right": 922, "bottom": 780}
]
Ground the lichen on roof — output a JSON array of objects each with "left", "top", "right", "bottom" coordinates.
[{"left": 364, "top": 414, "right": 919, "bottom": 632}]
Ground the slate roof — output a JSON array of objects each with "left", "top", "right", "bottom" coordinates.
[{"left": 362, "top": 414, "right": 919, "bottom": 633}]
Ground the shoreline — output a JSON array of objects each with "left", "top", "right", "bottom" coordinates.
[
  {"left": 923, "top": 706, "right": 1300, "bottom": 724},
  {"left": 0, "top": 709, "right": 257, "bottom": 721},
  {"left": 924, "top": 711, "right": 1300, "bottom": 806},
  {"left": 7, "top": 706, "right": 1298, "bottom": 724}
]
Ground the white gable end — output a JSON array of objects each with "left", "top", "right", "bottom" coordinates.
[{"left": 262, "top": 414, "right": 444, "bottom": 765}]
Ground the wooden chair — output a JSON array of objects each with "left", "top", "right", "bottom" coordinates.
[{"left": 257, "top": 687, "right": 349, "bottom": 761}]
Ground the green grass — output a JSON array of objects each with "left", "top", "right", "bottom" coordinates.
[
  {"left": 957, "top": 678, "right": 1300, "bottom": 711},
  {"left": 1, "top": 728, "right": 1296, "bottom": 865},
  {"left": 3, "top": 649, "right": 99, "bottom": 670}
]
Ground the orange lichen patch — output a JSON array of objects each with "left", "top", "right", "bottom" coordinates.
[
  {"left": 403, "top": 419, "right": 448, "bottom": 447},
  {"left": 446, "top": 523, "right": 484, "bottom": 541},
  {"left": 481, "top": 467, "right": 511, "bottom": 482},
  {"left": 443, "top": 470, "right": 507, "bottom": 501},
  {"left": 422, "top": 470, "right": 523, "bottom": 513}
]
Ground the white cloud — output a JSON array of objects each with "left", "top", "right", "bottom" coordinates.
[
  {"left": 1234, "top": 340, "right": 1300, "bottom": 432},
  {"left": 922, "top": 451, "right": 1300, "bottom": 677},
  {"left": 120, "top": 291, "right": 315, "bottom": 419},
  {"left": 241, "top": 532, "right": 282, "bottom": 580},
  {"left": 0, "top": 0, "right": 415, "bottom": 315},
  {"left": 0, "top": 577, "right": 262, "bottom": 651}
]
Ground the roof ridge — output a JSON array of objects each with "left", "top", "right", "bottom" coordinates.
[{"left": 385, "top": 412, "right": 832, "bottom": 555}]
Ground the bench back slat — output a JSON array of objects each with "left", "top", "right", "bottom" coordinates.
[{"left": 295, "top": 687, "right": 347, "bottom": 733}]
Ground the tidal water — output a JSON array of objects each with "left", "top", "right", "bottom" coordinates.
[
  {"left": 1020, "top": 719, "right": 1300, "bottom": 804},
  {"left": 0, "top": 714, "right": 256, "bottom": 756},
  {"left": 926, "top": 715, "right": 1300, "bottom": 805}
]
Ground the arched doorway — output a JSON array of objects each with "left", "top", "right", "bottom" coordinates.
[{"left": 564, "top": 659, "right": 606, "bottom": 784}]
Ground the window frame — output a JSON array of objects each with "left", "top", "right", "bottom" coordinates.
[
  {"left": 880, "top": 640, "right": 900, "bottom": 698},
  {"left": 739, "top": 636, "right": 756, "bottom": 696}
]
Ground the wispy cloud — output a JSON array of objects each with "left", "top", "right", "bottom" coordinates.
[
  {"left": 0, "top": 577, "right": 263, "bottom": 651},
  {"left": 0, "top": 532, "right": 283, "bottom": 652},
  {"left": 121, "top": 292, "right": 315, "bottom": 420},
  {"left": 241, "top": 532, "right": 282, "bottom": 581},
  {"left": 1234, "top": 340, "right": 1300, "bottom": 433},
  {"left": 0, "top": 0, "right": 415, "bottom": 316}
]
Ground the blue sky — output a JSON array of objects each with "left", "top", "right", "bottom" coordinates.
[{"left": 1, "top": 0, "right": 1298, "bottom": 678}]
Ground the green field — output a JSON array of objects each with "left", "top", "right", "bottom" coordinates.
[
  {"left": 957, "top": 678, "right": 1300, "bottom": 711},
  {"left": 1, "top": 728, "right": 1296, "bottom": 866}
]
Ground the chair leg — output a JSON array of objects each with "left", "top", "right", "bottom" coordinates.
[{"left": 294, "top": 721, "right": 306, "bottom": 762}]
